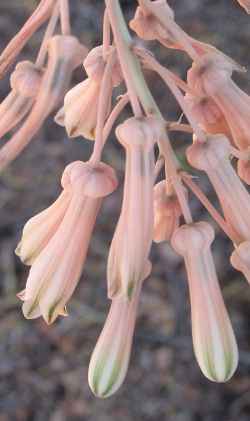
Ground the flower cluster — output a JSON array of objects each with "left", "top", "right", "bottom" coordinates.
[{"left": 1, "top": 0, "right": 250, "bottom": 398}]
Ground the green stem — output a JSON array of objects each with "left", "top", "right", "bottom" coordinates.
[{"left": 106, "top": 0, "right": 192, "bottom": 223}]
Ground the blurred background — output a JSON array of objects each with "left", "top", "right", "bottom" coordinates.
[{"left": 0, "top": 1, "right": 250, "bottom": 420}]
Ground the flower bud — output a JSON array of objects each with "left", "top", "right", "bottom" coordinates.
[
  {"left": 84, "top": 45, "right": 122, "bottom": 87},
  {"left": 88, "top": 283, "right": 141, "bottom": 398},
  {"left": 153, "top": 180, "right": 183, "bottom": 243},
  {"left": 172, "top": 222, "right": 238, "bottom": 382},
  {"left": 185, "top": 93, "right": 232, "bottom": 140},
  {"left": 55, "top": 77, "right": 111, "bottom": 140},
  {"left": 129, "top": 1, "right": 176, "bottom": 48},
  {"left": 10, "top": 61, "right": 43, "bottom": 98}
]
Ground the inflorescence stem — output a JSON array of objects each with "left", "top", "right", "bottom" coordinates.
[{"left": 105, "top": 0, "right": 192, "bottom": 224}]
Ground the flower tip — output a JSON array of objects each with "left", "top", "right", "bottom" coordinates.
[
  {"left": 88, "top": 357, "right": 124, "bottom": 399},
  {"left": 198, "top": 346, "right": 238, "bottom": 383}
]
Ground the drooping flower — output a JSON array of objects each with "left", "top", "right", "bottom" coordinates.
[
  {"left": 17, "top": 160, "right": 118, "bottom": 324},
  {"left": 0, "top": 35, "right": 87, "bottom": 171},
  {"left": 55, "top": 77, "right": 110, "bottom": 140},
  {"left": 88, "top": 281, "right": 142, "bottom": 398},
  {"left": 55, "top": 45, "right": 121, "bottom": 140},
  {"left": 0, "top": 61, "right": 43, "bottom": 138},
  {"left": 184, "top": 93, "right": 232, "bottom": 141},
  {"left": 187, "top": 134, "right": 250, "bottom": 243},
  {"left": 153, "top": 179, "right": 184, "bottom": 243},
  {"left": 187, "top": 52, "right": 250, "bottom": 183},
  {"left": 171, "top": 221, "right": 238, "bottom": 382},
  {"left": 129, "top": 1, "right": 176, "bottom": 48},
  {"left": 107, "top": 116, "right": 163, "bottom": 299}
]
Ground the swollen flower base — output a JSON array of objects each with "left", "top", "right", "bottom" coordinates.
[{"left": 1, "top": 0, "right": 250, "bottom": 398}]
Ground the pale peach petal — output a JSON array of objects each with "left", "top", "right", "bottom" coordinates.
[
  {"left": 16, "top": 191, "right": 71, "bottom": 265},
  {"left": 172, "top": 222, "right": 238, "bottom": 382},
  {"left": 153, "top": 180, "right": 183, "bottom": 243},
  {"left": 107, "top": 117, "right": 162, "bottom": 299},
  {"left": 88, "top": 283, "right": 141, "bottom": 398}
]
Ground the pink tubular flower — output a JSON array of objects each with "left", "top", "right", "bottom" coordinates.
[
  {"left": 171, "top": 222, "right": 238, "bottom": 382},
  {"left": 129, "top": 1, "right": 176, "bottom": 48},
  {"left": 185, "top": 94, "right": 232, "bottom": 141},
  {"left": 55, "top": 77, "right": 110, "bottom": 140},
  {"left": 187, "top": 53, "right": 250, "bottom": 159},
  {"left": 0, "top": 35, "right": 87, "bottom": 171},
  {"left": 56, "top": 45, "right": 121, "bottom": 140},
  {"left": 88, "top": 282, "right": 141, "bottom": 398},
  {"left": 0, "top": 61, "right": 43, "bottom": 139},
  {"left": 153, "top": 179, "right": 184, "bottom": 243},
  {"left": 187, "top": 134, "right": 250, "bottom": 243},
  {"left": 107, "top": 116, "right": 162, "bottom": 299},
  {"left": 17, "top": 160, "right": 118, "bottom": 324}
]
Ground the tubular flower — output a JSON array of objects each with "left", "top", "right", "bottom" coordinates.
[
  {"left": 17, "top": 160, "right": 118, "bottom": 324},
  {"left": 55, "top": 44, "right": 121, "bottom": 140},
  {"left": 0, "top": 35, "right": 87, "bottom": 171},
  {"left": 0, "top": 61, "right": 43, "bottom": 138},
  {"left": 88, "top": 282, "right": 142, "bottom": 398},
  {"left": 187, "top": 134, "right": 250, "bottom": 243},
  {"left": 171, "top": 222, "right": 238, "bottom": 382},
  {"left": 55, "top": 77, "right": 111, "bottom": 140},
  {"left": 129, "top": 1, "right": 177, "bottom": 48},
  {"left": 153, "top": 179, "right": 184, "bottom": 243},
  {"left": 187, "top": 52, "right": 250, "bottom": 182},
  {"left": 185, "top": 94, "right": 232, "bottom": 141},
  {"left": 107, "top": 116, "right": 162, "bottom": 299}
]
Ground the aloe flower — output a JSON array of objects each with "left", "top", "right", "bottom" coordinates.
[
  {"left": 187, "top": 52, "right": 250, "bottom": 183},
  {"left": 56, "top": 44, "right": 122, "bottom": 140},
  {"left": 88, "top": 282, "right": 141, "bottom": 398},
  {"left": 0, "top": 61, "right": 43, "bottom": 139},
  {"left": 187, "top": 53, "right": 249, "bottom": 150},
  {"left": 171, "top": 221, "right": 238, "bottom": 382},
  {"left": 153, "top": 179, "right": 184, "bottom": 243},
  {"left": 0, "top": 35, "right": 87, "bottom": 171},
  {"left": 107, "top": 116, "right": 162, "bottom": 299},
  {"left": 187, "top": 134, "right": 250, "bottom": 243},
  {"left": 129, "top": 1, "right": 176, "bottom": 48},
  {"left": 17, "top": 160, "right": 118, "bottom": 324},
  {"left": 55, "top": 77, "right": 110, "bottom": 140},
  {"left": 185, "top": 94, "right": 232, "bottom": 141}
]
